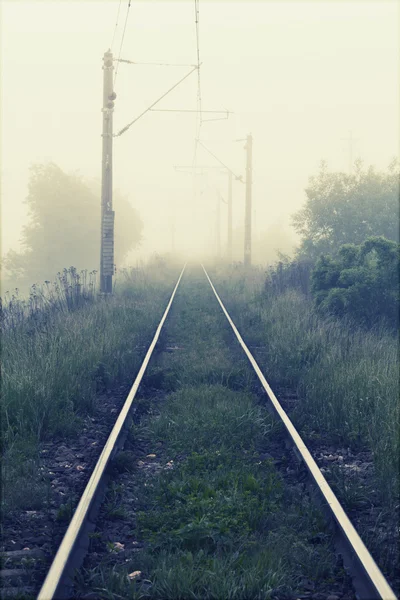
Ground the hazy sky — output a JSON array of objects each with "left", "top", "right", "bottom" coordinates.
[{"left": 1, "top": 0, "right": 399, "bottom": 261}]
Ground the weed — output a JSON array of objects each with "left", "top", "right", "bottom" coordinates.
[
  {"left": 56, "top": 496, "right": 76, "bottom": 522},
  {"left": 75, "top": 267, "right": 345, "bottom": 599},
  {"left": 211, "top": 267, "right": 399, "bottom": 507},
  {"left": 110, "top": 451, "right": 136, "bottom": 475},
  {"left": 1, "top": 263, "right": 179, "bottom": 516}
]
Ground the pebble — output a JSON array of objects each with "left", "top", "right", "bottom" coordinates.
[{"left": 112, "top": 542, "right": 125, "bottom": 551}]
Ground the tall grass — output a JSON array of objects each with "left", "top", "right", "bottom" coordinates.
[
  {"left": 1, "top": 261, "right": 180, "bottom": 512},
  {"left": 210, "top": 265, "right": 399, "bottom": 505},
  {"left": 265, "top": 258, "right": 313, "bottom": 297},
  {"left": 1, "top": 267, "right": 97, "bottom": 331},
  {"left": 76, "top": 267, "right": 345, "bottom": 599}
]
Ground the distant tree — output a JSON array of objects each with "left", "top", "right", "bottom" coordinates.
[
  {"left": 292, "top": 159, "right": 399, "bottom": 260},
  {"left": 311, "top": 236, "right": 399, "bottom": 327},
  {"left": 3, "top": 163, "right": 143, "bottom": 285}
]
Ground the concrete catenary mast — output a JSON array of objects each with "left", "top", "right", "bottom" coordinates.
[
  {"left": 244, "top": 133, "right": 253, "bottom": 267},
  {"left": 100, "top": 49, "right": 116, "bottom": 293}
]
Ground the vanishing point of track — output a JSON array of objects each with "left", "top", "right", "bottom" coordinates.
[{"left": 38, "top": 265, "right": 396, "bottom": 600}]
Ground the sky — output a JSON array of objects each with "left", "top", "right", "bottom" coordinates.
[{"left": 1, "top": 0, "right": 399, "bottom": 265}]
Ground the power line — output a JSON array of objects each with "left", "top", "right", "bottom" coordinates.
[
  {"left": 192, "top": 0, "right": 203, "bottom": 184},
  {"left": 114, "top": 0, "right": 132, "bottom": 88},
  {"left": 197, "top": 140, "right": 244, "bottom": 181},
  {"left": 150, "top": 108, "right": 231, "bottom": 114},
  {"left": 114, "top": 66, "right": 199, "bottom": 137},
  {"left": 114, "top": 58, "right": 197, "bottom": 67},
  {"left": 110, "top": 0, "right": 122, "bottom": 51},
  {"left": 194, "top": 0, "right": 202, "bottom": 123}
]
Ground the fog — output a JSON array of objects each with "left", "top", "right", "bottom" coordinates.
[{"left": 1, "top": 1, "right": 398, "bottom": 274}]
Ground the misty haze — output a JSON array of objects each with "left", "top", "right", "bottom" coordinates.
[{"left": 1, "top": 2, "right": 399, "bottom": 599}]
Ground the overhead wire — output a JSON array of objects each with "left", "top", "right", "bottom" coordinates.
[
  {"left": 110, "top": 0, "right": 122, "bottom": 52},
  {"left": 115, "top": 58, "right": 197, "bottom": 67},
  {"left": 197, "top": 140, "right": 244, "bottom": 182},
  {"left": 194, "top": 0, "right": 202, "bottom": 127},
  {"left": 192, "top": 0, "right": 203, "bottom": 202},
  {"left": 114, "top": 66, "right": 199, "bottom": 137},
  {"left": 114, "top": 0, "right": 132, "bottom": 88}
]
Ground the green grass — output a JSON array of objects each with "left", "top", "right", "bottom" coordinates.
[
  {"left": 76, "top": 268, "right": 349, "bottom": 599},
  {"left": 1, "top": 262, "right": 180, "bottom": 514},
  {"left": 208, "top": 264, "right": 399, "bottom": 587},
  {"left": 210, "top": 266, "right": 399, "bottom": 504}
]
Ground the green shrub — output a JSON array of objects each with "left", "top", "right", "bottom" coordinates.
[{"left": 311, "top": 236, "right": 399, "bottom": 327}]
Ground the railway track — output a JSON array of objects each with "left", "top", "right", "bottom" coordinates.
[{"left": 2, "top": 265, "right": 396, "bottom": 600}]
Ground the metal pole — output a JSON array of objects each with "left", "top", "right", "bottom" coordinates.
[
  {"left": 100, "top": 49, "right": 116, "bottom": 293},
  {"left": 227, "top": 171, "right": 233, "bottom": 263},
  {"left": 244, "top": 133, "right": 253, "bottom": 267}
]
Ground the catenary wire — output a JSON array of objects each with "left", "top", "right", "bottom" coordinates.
[
  {"left": 114, "top": 0, "right": 132, "bottom": 88},
  {"left": 114, "top": 66, "right": 199, "bottom": 137},
  {"left": 110, "top": 0, "right": 122, "bottom": 51},
  {"left": 192, "top": 0, "right": 203, "bottom": 197}
]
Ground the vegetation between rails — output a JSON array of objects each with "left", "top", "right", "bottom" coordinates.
[
  {"left": 1, "top": 260, "right": 180, "bottom": 515},
  {"left": 210, "top": 265, "right": 399, "bottom": 583},
  {"left": 76, "top": 268, "right": 351, "bottom": 600}
]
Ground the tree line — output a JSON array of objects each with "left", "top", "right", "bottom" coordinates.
[
  {"left": 2, "top": 163, "right": 143, "bottom": 289},
  {"left": 2, "top": 157, "right": 399, "bottom": 328},
  {"left": 267, "top": 158, "right": 399, "bottom": 328}
]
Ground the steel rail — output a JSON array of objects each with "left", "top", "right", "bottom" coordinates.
[
  {"left": 38, "top": 264, "right": 186, "bottom": 600},
  {"left": 202, "top": 265, "right": 396, "bottom": 600}
]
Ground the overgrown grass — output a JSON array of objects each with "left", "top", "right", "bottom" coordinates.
[
  {"left": 1, "top": 267, "right": 97, "bottom": 330},
  {"left": 76, "top": 268, "right": 349, "bottom": 599},
  {"left": 211, "top": 265, "right": 399, "bottom": 504},
  {"left": 1, "top": 261, "right": 180, "bottom": 514},
  {"left": 123, "top": 385, "right": 337, "bottom": 599}
]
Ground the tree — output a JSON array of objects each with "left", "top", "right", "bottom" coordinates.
[
  {"left": 292, "top": 159, "right": 399, "bottom": 260},
  {"left": 3, "top": 163, "right": 143, "bottom": 285},
  {"left": 311, "top": 236, "right": 399, "bottom": 327}
]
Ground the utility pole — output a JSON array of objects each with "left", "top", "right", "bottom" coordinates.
[
  {"left": 170, "top": 202, "right": 176, "bottom": 254},
  {"left": 174, "top": 160, "right": 242, "bottom": 264},
  {"left": 216, "top": 191, "right": 221, "bottom": 259},
  {"left": 170, "top": 222, "right": 175, "bottom": 254},
  {"left": 244, "top": 133, "right": 253, "bottom": 267},
  {"left": 100, "top": 49, "right": 116, "bottom": 293},
  {"left": 227, "top": 171, "right": 233, "bottom": 262},
  {"left": 341, "top": 130, "right": 358, "bottom": 175}
]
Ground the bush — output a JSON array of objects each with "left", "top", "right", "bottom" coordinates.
[
  {"left": 311, "top": 236, "right": 399, "bottom": 327},
  {"left": 265, "top": 258, "right": 313, "bottom": 297}
]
